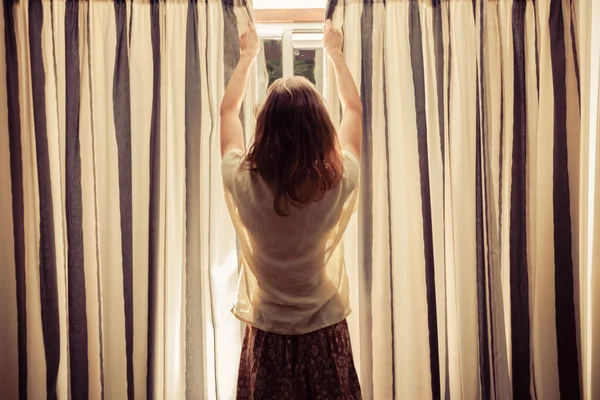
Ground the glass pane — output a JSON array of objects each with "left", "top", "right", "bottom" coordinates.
[
  {"left": 293, "top": 48, "right": 324, "bottom": 93},
  {"left": 293, "top": 49, "right": 316, "bottom": 83},
  {"left": 262, "top": 39, "right": 283, "bottom": 86},
  {"left": 257, "top": 39, "right": 282, "bottom": 102}
]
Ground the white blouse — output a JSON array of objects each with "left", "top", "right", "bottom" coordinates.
[{"left": 222, "top": 149, "right": 360, "bottom": 335}]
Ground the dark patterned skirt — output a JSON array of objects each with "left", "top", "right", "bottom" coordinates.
[{"left": 236, "top": 319, "right": 362, "bottom": 400}]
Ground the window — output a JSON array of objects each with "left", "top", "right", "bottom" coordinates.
[{"left": 255, "top": 21, "right": 327, "bottom": 100}]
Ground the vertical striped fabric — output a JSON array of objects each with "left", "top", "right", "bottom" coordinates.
[
  {"left": 325, "top": 0, "right": 596, "bottom": 399},
  {"left": 577, "top": 2, "right": 600, "bottom": 400},
  {"left": 1, "top": 0, "right": 599, "bottom": 399},
  {"left": 0, "top": 0, "right": 254, "bottom": 398}
]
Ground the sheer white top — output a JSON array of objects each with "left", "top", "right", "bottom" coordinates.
[{"left": 221, "top": 149, "right": 360, "bottom": 334}]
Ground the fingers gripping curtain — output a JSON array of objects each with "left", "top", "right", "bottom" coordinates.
[
  {"left": 0, "top": 0, "right": 255, "bottom": 398},
  {"left": 325, "top": 0, "right": 593, "bottom": 399}
]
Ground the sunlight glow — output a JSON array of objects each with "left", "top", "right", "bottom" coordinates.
[{"left": 253, "top": 0, "right": 325, "bottom": 9}]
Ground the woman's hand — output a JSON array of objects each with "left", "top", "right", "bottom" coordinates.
[
  {"left": 240, "top": 20, "right": 260, "bottom": 60},
  {"left": 323, "top": 19, "right": 343, "bottom": 58}
]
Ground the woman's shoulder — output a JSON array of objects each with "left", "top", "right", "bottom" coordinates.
[
  {"left": 222, "top": 149, "right": 250, "bottom": 191},
  {"left": 223, "top": 148, "right": 245, "bottom": 165}
]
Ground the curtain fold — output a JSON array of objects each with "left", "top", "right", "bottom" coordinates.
[
  {"left": 0, "top": 1, "right": 254, "bottom": 398},
  {"left": 325, "top": 0, "right": 595, "bottom": 399}
]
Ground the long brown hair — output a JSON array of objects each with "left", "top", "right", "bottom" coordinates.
[{"left": 243, "top": 76, "right": 343, "bottom": 216}]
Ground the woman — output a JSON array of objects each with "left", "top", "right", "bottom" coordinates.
[{"left": 220, "top": 19, "right": 363, "bottom": 399}]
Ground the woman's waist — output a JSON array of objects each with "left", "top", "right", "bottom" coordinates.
[
  {"left": 254, "top": 279, "right": 335, "bottom": 308},
  {"left": 233, "top": 291, "right": 350, "bottom": 334}
]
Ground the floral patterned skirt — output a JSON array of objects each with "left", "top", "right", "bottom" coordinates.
[{"left": 236, "top": 319, "right": 362, "bottom": 400}]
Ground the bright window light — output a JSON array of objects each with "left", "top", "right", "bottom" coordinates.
[{"left": 253, "top": 0, "right": 326, "bottom": 9}]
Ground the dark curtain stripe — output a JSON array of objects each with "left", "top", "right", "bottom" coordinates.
[
  {"left": 533, "top": 2, "right": 540, "bottom": 98},
  {"left": 146, "top": 1, "right": 161, "bottom": 396},
  {"left": 408, "top": 3, "right": 440, "bottom": 399},
  {"left": 128, "top": 0, "right": 133, "bottom": 47},
  {"left": 28, "top": 1, "right": 61, "bottom": 398},
  {"left": 358, "top": 2, "right": 375, "bottom": 397},
  {"left": 382, "top": 42, "right": 396, "bottom": 400},
  {"left": 185, "top": 1, "right": 204, "bottom": 398},
  {"left": 509, "top": 2, "right": 531, "bottom": 398},
  {"left": 476, "top": 2, "right": 491, "bottom": 399},
  {"left": 65, "top": 1, "right": 90, "bottom": 398},
  {"left": 3, "top": 1, "right": 27, "bottom": 398},
  {"left": 113, "top": 2, "right": 135, "bottom": 399},
  {"left": 325, "top": 0, "right": 338, "bottom": 20},
  {"left": 549, "top": 0, "right": 582, "bottom": 397}
]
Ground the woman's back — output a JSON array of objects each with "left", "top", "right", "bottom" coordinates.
[{"left": 222, "top": 148, "right": 360, "bottom": 334}]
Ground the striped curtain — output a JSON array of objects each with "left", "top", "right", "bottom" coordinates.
[
  {"left": 324, "top": 0, "right": 598, "bottom": 399},
  {"left": 0, "top": 0, "right": 255, "bottom": 398}
]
